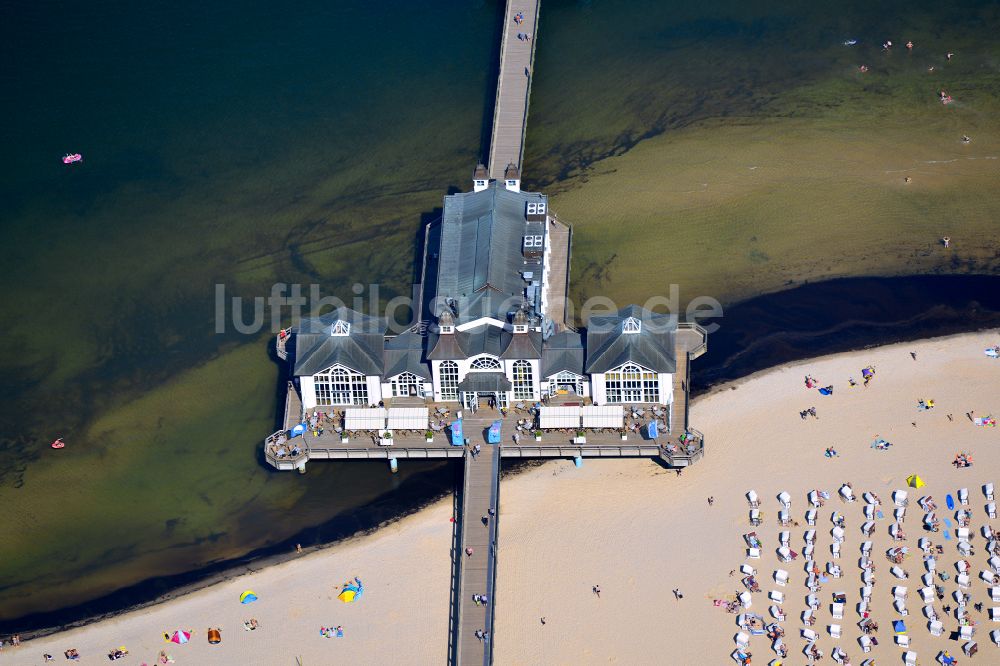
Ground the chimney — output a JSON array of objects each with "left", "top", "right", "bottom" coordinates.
[
  {"left": 473, "top": 163, "right": 489, "bottom": 193},
  {"left": 438, "top": 308, "right": 455, "bottom": 334},
  {"left": 504, "top": 163, "right": 520, "bottom": 192}
]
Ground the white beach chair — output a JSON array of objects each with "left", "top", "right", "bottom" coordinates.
[
  {"left": 990, "top": 502, "right": 998, "bottom": 519},
  {"left": 749, "top": 509, "right": 761, "bottom": 526},
  {"left": 957, "top": 526, "right": 971, "bottom": 541},
  {"left": 895, "top": 634, "right": 910, "bottom": 647},
  {"left": 809, "top": 490, "right": 821, "bottom": 507},
  {"left": 861, "top": 521, "right": 875, "bottom": 536},
  {"left": 801, "top": 609, "right": 814, "bottom": 624},
  {"left": 806, "top": 509, "right": 817, "bottom": 525},
  {"left": 827, "top": 563, "right": 842, "bottom": 578},
  {"left": 921, "top": 572, "right": 934, "bottom": 586},
  {"left": 863, "top": 491, "right": 879, "bottom": 505},
  {"left": 862, "top": 570, "right": 874, "bottom": 585},
  {"left": 858, "top": 634, "right": 872, "bottom": 652},
  {"left": 840, "top": 485, "right": 855, "bottom": 502},
  {"left": 920, "top": 586, "right": 934, "bottom": 603},
  {"left": 957, "top": 559, "right": 970, "bottom": 573},
  {"left": 778, "top": 490, "right": 791, "bottom": 509},
  {"left": 894, "top": 507, "right": 906, "bottom": 522},
  {"left": 829, "top": 623, "right": 841, "bottom": 638},
  {"left": 801, "top": 628, "right": 817, "bottom": 641},
  {"left": 857, "top": 599, "right": 869, "bottom": 616},
  {"left": 959, "top": 625, "right": 975, "bottom": 640},
  {"left": 863, "top": 504, "right": 875, "bottom": 520},
  {"left": 991, "top": 607, "right": 1000, "bottom": 621},
  {"left": 957, "top": 573, "right": 971, "bottom": 588},
  {"left": 925, "top": 556, "right": 936, "bottom": 573},
  {"left": 991, "top": 628, "right": 1000, "bottom": 646},
  {"left": 832, "top": 526, "right": 845, "bottom": 543},
  {"left": 831, "top": 542, "right": 841, "bottom": 559},
  {"left": 894, "top": 598, "right": 908, "bottom": 615},
  {"left": 779, "top": 530, "right": 790, "bottom": 546},
  {"left": 803, "top": 544, "right": 815, "bottom": 559},
  {"left": 747, "top": 489, "right": 760, "bottom": 507},
  {"left": 903, "top": 651, "right": 917, "bottom": 666},
  {"left": 774, "top": 569, "right": 788, "bottom": 586},
  {"left": 769, "top": 590, "right": 784, "bottom": 604},
  {"left": 771, "top": 637, "right": 784, "bottom": 657},
  {"left": 964, "top": 640, "right": 978, "bottom": 657},
  {"left": 777, "top": 546, "right": 792, "bottom": 562},
  {"left": 959, "top": 487, "right": 969, "bottom": 505},
  {"left": 985, "top": 483, "right": 995, "bottom": 501},
  {"left": 778, "top": 509, "right": 790, "bottom": 526},
  {"left": 958, "top": 540, "right": 973, "bottom": 556},
  {"left": 891, "top": 565, "right": 906, "bottom": 579},
  {"left": 861, "top": 585, "right": 872, "bottom": 600},
  {"left": 739, "top": 591, "right": 752, "bottom": 608},
  {"left": 736, "top": 631, "right": 750, "bottom": 648},
  {"left": 769, "top": 605, "right": 785, "bottom": 621},
  {"left": 930, "top": 620, "right": 943, "bottom": 636},
  {"left": 740, "top": 564, "right": 756, "bottom": 576},
  {"left": 980, "top": 570, "right": 997, "bottom": 584},
  {"left": 804, "top": 529, "right": 816, "bottom": 544},
  {"left": 832, "top": 602, "right": 844, "bottom": 619},
  {"left": 748, "top": 547, "right": 761, "bottom": 559},
  {"left": 990, "top": 555, "right": 1000, "bottom": 574},
  {"left": 807, "top": 593, "right": 820, "bottom": 610},
  {"left": 923, "top": 512, "right": 936, "bottom": 528},
  {"left": 923, "top": 605, "right": 938, "bottom": 622},
  {"left": 894, "top": 489, "right": 908, "bottom": 507},
  {"left": 984, "top": 525, "right": 995, "bottom": 539},
  {"left": 918, "top": 537, "right": 931, "bottom": 554},
  {"left": 991, "top": 586, "right": 1000, "bottom": 602},
  {"left": 893, "top": 586, "right": 908, "bottom": 600},
  {"left": 860, "top": 540, "right": 872, "bottom": 555}
]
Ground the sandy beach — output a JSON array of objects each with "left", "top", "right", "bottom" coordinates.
[{"left": 11, "top": 329, "right": 1000, "bottom": 665}]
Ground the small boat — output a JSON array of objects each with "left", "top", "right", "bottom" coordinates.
[
  {"left": 51, "top": 438, "right": 65, "bottom": 449},
  {"left": 843, "top": 39, "right": 858, "bottom": 46},
  {"left": 62, "top": 153, "right": 83, "bottom": 164}
]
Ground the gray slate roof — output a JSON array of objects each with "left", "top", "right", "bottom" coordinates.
[
  {"left": 293, "top": 308, "right": 388, "bottom": 377},
  {"left": 457, "top": 372, "right": 512, "bottom": 392},
  {"left": 584, "top": 305, "right": 677, "bottom": 374},
  {"left": 434, "top": 182, "right": 547, "bottom": 323},
  {"left": 426, "top": 323, "right": 541, "bottom": 361},
  {"left": 541, "top": 328, "right": 586, "bottom": 377},
  {"left": 383, "top": 329, "right": 431, "bottom": 380}
]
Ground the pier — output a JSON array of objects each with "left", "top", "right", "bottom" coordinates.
[{"left": 262, "top": 2, "right": 711, "bottom": 664}]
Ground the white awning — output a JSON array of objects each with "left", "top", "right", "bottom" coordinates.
[
  {"left": 581, "top": 405, "right": 624, "bottom": 428},
  {"left": 345, "top": 408, "right": 386, "bottom": 431},
  {"left": 387, "top": 407, "right": 429, "bottom": 430},
  {"left": 539, "top": 406, "right": 581, "bottom": 429}
]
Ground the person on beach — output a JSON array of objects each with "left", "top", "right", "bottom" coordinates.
[
  {"left": 474, "top": 594, "right": 481, "bottom": 606},
  {"left": 466, "top": 547, "right": 474, "bottom": 557},
  {"left": 708, "top": 496, "right": 714, "bottom": 506},
  {"left": 593, "top": 584, "right": 601, "bottom": 598},
  {"left": 540, "top": 617, "right": 546, "bottom": 625}
]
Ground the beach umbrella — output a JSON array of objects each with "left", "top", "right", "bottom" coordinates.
[
  {"left": 893, "top": 619, "right": 906, "bottom": 634},
  {"left": 290, "top": 423, "right": 307, "bottom": 437},
  {"left": 170, "top": 630, "right": 190, "bottom": 644},
  {"left": 240, "top": 590, "right": 258, "bottom": 604},
  {"left": 338, "top": 577, "right": 364, "bottom": 603},
  {"left": 906, "top": 475, "right": 925, "bottom": 489}
]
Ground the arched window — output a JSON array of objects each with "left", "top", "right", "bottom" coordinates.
[
  {"left": 439, "top": 361, "right": 459, "bottom": 400},
  {"left": 470, "top": 356, "right": 501, "bottom": 371},
  {"left": 512, "top": 360, "right": 534, "bottom": 400},
  {"left": 391, "top": 372, "right": 422, "bottom": 398},
  {"left": 622, "top": 316, "right": 641, "bottom": 334},
  {"left": 604, "top": 362, "right": 658, "bottom": 404},
  {"left": 551, "top": 370, "right": 584, "bottom": 396},
  {"left": 314, "top": 366, "right": 368, "bottom": 406}
]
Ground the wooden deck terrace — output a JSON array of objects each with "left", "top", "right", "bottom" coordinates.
[{"left": 487, "top": 0, "right": 541, "bottom": 179}]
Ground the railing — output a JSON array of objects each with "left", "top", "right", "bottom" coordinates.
[
  {"left": 276, "top": 328, "right": 291, "bottom": 361},
  {"left": 452, "top": 450, "right": 476, "bottom": 665},
  {"left": 484, "top": 444, "right": 501, "bottom": 665},
  {"left": 677, "top": 321, "right": 709, "bottom": 358}
]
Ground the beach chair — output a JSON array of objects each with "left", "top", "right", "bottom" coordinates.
[
  {"left": 918, "top": 537, "right": 931, "bottom": 554},
  {"left": 809, "top": 490, "right": 822, "bottom": 507},
  {"left": 778, "top": 509, "right": 790, "bottom": 526},
  {"left": 958, "top": 540, "right": 973, "bottom": 556},
  {"left": 863, "top": 504, "right": 875, "bottom": 520},
  {"left": 890, "top": 565, "right": 906, "bottom": 579},
  {"left": 840, "top": 485, "right": 855, "bottom": 502},
  {"left": 801, "top": 628, "right": 817, "bottom": 641},
  {"left": 749, "top": 509, "right": 761, "bottom": 526},
  {"left": 769, "top": 605, "right": 785, "bottom": 621},
  {"left": 858, "top": 634, "right": 872, "bottom": 652},
  {"left": 801, "top": 609, "right": 814, "bottom": 624},
  {"left": 984, "top": 525, "right": 995, "bottom": 539},
  {"left": 920, "top": 586, "right": 934, "bottom": 603},
  {"left": 957, "top": 573, "right": 971, "bottom": 588},
  {"left": 957, "top": 559, "right": 970, "bottom": 573},
  {"left": 829, "top": 623, "right": 841, "bottom": 638},
  {"left": 894, "top": 507, "right": 906, "bottom": 522},
  {"left": 959, "top": 624, "right": 975, "bottom": 639},
  {"left": 925, "top": 557, "right": 936, "bottom": 574},
  {"left": 832, "top": 602, "right": 844, "bottom": 619},
  {"left": 777, "top": 546, "right": 792, "bottom": 562},
  {"left": 861, "top": 585, "right": 872, "bottom": 600},
  {"left": 774, "top": 569, "right": 788, "bottom": 586},
  {"left": 829, "top": 564, "right": 842, "bottom": 579},
  {"left": 807, "top": 594, "right": 820, "bottom": 610},
  {"left": 747, "top": 490, "right": 760, "bottom": 508},
  {"left": 861, "top": 521, "right": 875, "bottom": 537},
  {"left": 748, "top": 547, "right": 761, "bottom": 559},
  {"left": 831, "top": 542, "right": 842, "bottom": 560},
  {"left": 862, "top": 570, "right": 874, "bottom": 585},
  {"left": 804, "top": 529, "right": 816, "bottom": 544},
  {"left": 779, "top": 531, "right": 790, "bottom": 546},
  {"left": 739, "top": 591, "right": 752, "bottom": 608},
  {"left": 991, "top": 607, "right": 1000, "bottom": 621},
  {"left": 894, "top": 489, "right": 909, "bottom": 507},
  {"left": 735, "top": 631, "right": 750, "bottom": 648},
  {"left": 860, "top": 540, "right": 872, "bottom": 555},
  {"left": 956, "top": 527, "right": 971, "bottom": 541},
  {"left": 921, "top": 572, "right": 933, "bottom": 586},
  {"left": 803, "top": 544, "right": 815, "bottom": 559},
  {"left": 959, "top": 488, "right": 969, "bottom": 506},
  {"left": 964, "top": 640, "right": 979, "bottom": 657},
  {"left": 894, "top": 598, "right": 908, "bottom": 615},
  {"left": 991, "top": 586, "right": 1000, "bottom": 602},
  {"left": 980, "top": 570, "right": 995, "bottom": 584},
  {"left": 985, "top": 483, "right": 995, "bottom": 501},
  {"left": 863, "top": 491, "right": 880, "bottom": 505},
  {"left": 740, "top": 564, "right": 756, "bottom": 576},
  {"left": 895, "top": 634, "right": 910, "bottom": 647},
  {"left": 990, "top": 555, "right": 1000, "bottom": 574},
  {"left": 831, "top": 526, "right": 845, "bottom": 543},
  {"left": 806, "top": 509, "right": 817, "bottom": 525},
  {"left": 990, "top": 502, "right": 998, "bottom": 519},
  {"left": 903, "top": 651, "right": 917, "bottom": 666},
  {"left": 929, "top": 620, "right": 943, "bottom": 636},
  {"left": 778, "top": 490, "right": 791, "bottom": 509},
  {"left": 893, "top": 586, "right": 908, "bottom": 600},
  {"left": 991, "top": 628, "right": 1000, "bottom": 646},
  {"left": 923, "top": 605, "right": 938, "bottom": 622},
  {"left": 769, "top": 590, "right": 784, "bottom": 604}
]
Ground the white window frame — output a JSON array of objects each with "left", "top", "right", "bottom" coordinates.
[
  {"left": 470, "top": 356, "right": 502, "bottom": 371},
  {"left": 313, "top": 365, "right": 368, "bottom": 405},
  {"left": 439, "top": 361, "right": 459, "bottom": 400},
  {"left": 622, "top": 317, "right": 641, "bottom": 334},
  {"left": 331, "top": 320, "right": 351, "bottom": 336},
  {"left": 512, "top": 360, "right": 534, "bottom": 400},
  {"left": 391, "top": 372, "right": 422, "bottom": 398},
  {"left": 551, "top": 370, "right": 584, "bottom": 396},
  {"left": 604, "top": 362, "right": 658, "bottom": 404}
]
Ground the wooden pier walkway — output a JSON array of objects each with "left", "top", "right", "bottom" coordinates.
[
  {"left": 452, "top": 416, "right": 501, "bottom": 665},
  {"left": 487, "top": 0, "right": 541, "bottom": 179}
]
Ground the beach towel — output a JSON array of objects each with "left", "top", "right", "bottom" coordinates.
[{"left": 818, "top": 387, "right": 833, "bottom": 396}]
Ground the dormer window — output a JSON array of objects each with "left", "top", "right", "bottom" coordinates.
[
  {"left": 622, "top": 317, "right": 641, "bottom": 334},
  {"left": 330, "top": 320, "right": 351, "bottom": 336},
  {"left": 440, "top": 324, "right": 454, "bottom": 334}
]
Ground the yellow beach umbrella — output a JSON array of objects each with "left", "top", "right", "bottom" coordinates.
[{"left": 906, "top": 474, "right": 925, "bottom": 488}]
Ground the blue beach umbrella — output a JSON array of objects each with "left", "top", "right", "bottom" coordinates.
[
  {"left": 290, "top": 423, "right": 307, "bottom": 437},
  {"left": 646, "top": 420, "right": 658, "bottom": 440},
  {"left": 450, "top": 419, "right": 464, "bottom": 446}
]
